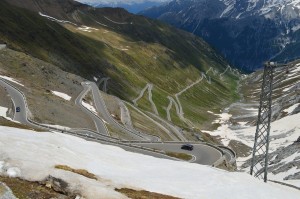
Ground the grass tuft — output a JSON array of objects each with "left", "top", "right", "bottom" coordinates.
[
  {"left": 55, "top": 165, "right": 97, "bottom": 180},
  {"left": 116, "top": 188, "right": 180, "bottom": 199},
  {"left": 165, "top": 151, "right": 193, "bottom": 161}
]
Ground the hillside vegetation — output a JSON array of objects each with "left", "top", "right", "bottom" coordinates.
[{"left": 0, "top": 0, "right": 239, "bottom": 131}]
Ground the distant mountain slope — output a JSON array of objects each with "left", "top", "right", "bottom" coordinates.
[
  {"left": 141, "top": 0, "right": 300, "bottom": 72},
  {"left": 202, "top": 60, "right": 300, "bottom": 185},
  {"left": 78, "top": 0, "right": 169, "bottom": 14},
  {"left": 1, "top": 0, "right": 239, "bottom": 131}
]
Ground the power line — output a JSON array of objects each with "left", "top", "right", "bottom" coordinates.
[{"left": 250, "top": 60, "right": 295, "bottom": 182}]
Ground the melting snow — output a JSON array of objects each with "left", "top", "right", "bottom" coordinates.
[
  {"left": 0, "top": 106, "right": 9, "bottom": 120},
  {"left": 0, "top": 126, "right": 299, "bottom": 199},
  {"left": 283, "top": 103, "right": 299, "bottom": 114},
  {"left": 205, "top": 112, "right": 300, "bottom": 151},
  {"left": 39, "top": 12, "right": 77, "bottom": 26},
  {"left": 82, "top": 101, "right": 97, "bottom": 114},
  {"left": 6, "top": 167, "right": 21, "bottom": 178},
  {"left": 77, "top": 26, "right": 99, "bottom": 32},
  {"left": 0, "top": 75, "right": 24, "bottom": 87},
  {"left": 51, "top": 91, "right": 72, "bottom": 101},
  {"left": 280, "top": 152, "right": 300, "bottom": 164}
]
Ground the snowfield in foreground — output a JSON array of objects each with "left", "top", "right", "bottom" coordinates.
[{"left": 0, "top": 127, "right": 299, "bottom": 198}]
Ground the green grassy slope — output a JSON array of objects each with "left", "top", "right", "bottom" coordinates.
[{"left": 0, "top": 0, "right": 240, "bottom": 131}]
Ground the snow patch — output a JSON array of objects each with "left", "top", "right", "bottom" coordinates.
[
  {"left": 0, "top": 106, "right": 12, "bottom": 122},
  {"left": 82, "top": 101, "right": 97, "bottom": 114},
  {"left": 280, "top": 152, "right": 300, "bottom": 164},
  {"left": 282, "top": 84, "right": 296, "bottom": 92},
  {"left": 292, "top": 24, "right": 300, "bottom": 32},
  {"left": 6, "top": 167, "right": 21, "bottom": 178},
  {"left": 51, "top": 91, "right": 72, "bottom": 101},
  {"left": 0, "top": 75, "right": 24, "bottom": 87},
  {"left": 39, "top": 12, "right": 77, "bottom": 26},
  {"left": 283, "top": 103, "right": 299, "bottom": 114},
  {"left": 204, "top": 111, "right": 300, "bottom": 151},
  {"left": 77, "top": 26, "right": 99, "bottom": 32}
]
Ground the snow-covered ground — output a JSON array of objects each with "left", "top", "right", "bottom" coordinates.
[
  {"left": 203, "top": 112, "right": 300, "bottom": 151},
  {"left": 0, "top": 106, "right": 12, "bottom": 120},
  {"left": 39, "top": 12, "right": 77, "bottom": 26},
  {"left": 0, "top": 126, "right": 299, "bottom": 199},
  {"left": 82, "top": 101, "right": 97, "bottom": 114},
  {"left": 203, "top": 90, "right": 300, "bottom": 186},
  {"left": 77, "top": 26, "right": 99, "bottom": 32},
  {"left": 283, "top": 103, "right": 299, "bottom": 114},
  {"left": 51, "top": 91, "right": 72, "bottom": 101},
  {"left": 0, "top": 75, "right": 24, "bottom": 87}
]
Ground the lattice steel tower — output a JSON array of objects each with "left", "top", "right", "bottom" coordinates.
[{"left": 250, "top": 62, "right": 275, "bottom": 182}]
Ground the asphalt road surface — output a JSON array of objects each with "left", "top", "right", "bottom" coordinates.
[
  {"left": 136, "top": 143, "right": 222, "bottom": 165},
  {"left": 0, "top": 78, "right": 225, "bottom": 165},
  {"left": 75, "top": 82, "right": 110, "bottom": 136},
  {"left": 87, "top": 81, "right": 160, "bottom": 141},
  {"left": 0, "top": 79, "right": 31, "bottom": 125}
]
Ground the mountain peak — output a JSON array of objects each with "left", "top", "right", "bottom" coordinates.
[{"left": 141, "top": 0, "right": 300, "bottom": 71}]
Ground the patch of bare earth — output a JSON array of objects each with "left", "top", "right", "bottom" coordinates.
[
  {"left": 116, "top": 188, "right": 181, "bottom": 199},
  {"left": 0, "top": 176, "right": 70, "bottom": 199},
  {"left": 55, "top": 165, "right": 97, "bottom": 180},
  {"left": 0, "top": 117, "right": 43, "bottom": 131},
  {"left": 228, "top": 140, "right": 251, "bottom": 158},
  {"left": 165, "top": 151, "right": 192, "bottom": 161}
]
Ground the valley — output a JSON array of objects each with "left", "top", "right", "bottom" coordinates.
[{"left": 0, "top": 0, "right": 299, "bottom": 198}]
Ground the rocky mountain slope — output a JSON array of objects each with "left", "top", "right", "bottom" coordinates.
[
  {"left": 0, "top": 0, "right": 240, "bottom": 137},
  {"left": 202, "top": 61, "right": 300, "bottom": 186},
  {"left": 141, "top": 0, "right": 300, "bottom": 71}
]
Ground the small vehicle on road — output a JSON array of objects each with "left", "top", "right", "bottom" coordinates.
[
  {"left": 16, "top": 107, "right": 20, "bottom": 112},
  {"left": 181, "top": 144, "right": 194, "bottom": 151}
]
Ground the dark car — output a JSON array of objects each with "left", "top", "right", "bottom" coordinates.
[
  {"left": 181, "top": 144, "right": 194, "bottom": 151},
  {"left": 16, "top": 107, "right": 20, "bottom": 112}
]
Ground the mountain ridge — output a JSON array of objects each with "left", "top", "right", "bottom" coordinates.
[
  {"left": 1, "top": 0, "right": 239, "bottom": 132},
  {"left": 141, "top": 0, "right": 300, "bottom": 71}
]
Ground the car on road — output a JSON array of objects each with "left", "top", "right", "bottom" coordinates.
[
  {"left": 16, "top": 107, "right": 20, "bottom": 112},
  {"left": 181, "top": 144, "right": 194, "bottom": 151}
]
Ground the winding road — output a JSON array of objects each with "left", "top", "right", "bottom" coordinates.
[
  {"left": 75, "top": 82, "right": 110, "bottom": 136},
  {"left": 0, "top": 79, "right": 30, "bottom": 125},
  {"left": 136, "top": 142, "right": 222, "bottom": 165},
  {"left": 79, "top": 82, "right": 161, "bottom": 141},
  {"left": 0, "top": 77, "right": 232, "bottom": 166},
  {"left": 132, "top": 83, "right": 159, "bottom": 115}
]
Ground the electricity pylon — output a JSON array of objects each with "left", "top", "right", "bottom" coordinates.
[
  {"left": 250, "top": 61, "right": 290, "bottom": 182},
  {"left": 250, "top": 62, "right": 275, "bottom": 182}
]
